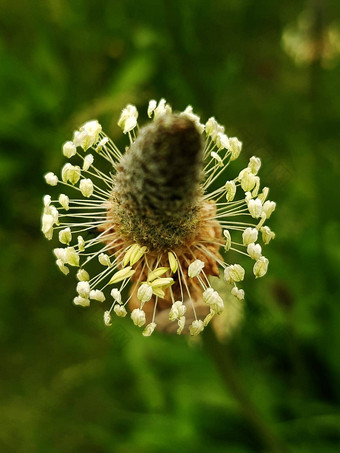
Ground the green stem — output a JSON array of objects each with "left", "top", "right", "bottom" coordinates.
[{"left": 203, "top": 327, "right": 290, "bottom": 453}]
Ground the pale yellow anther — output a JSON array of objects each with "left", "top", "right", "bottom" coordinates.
[
  {"left": 109, "top": 266, "right": 136, "bottom": 284},
  {"left": 168, "top": 252, "right": 178, "bottom": 273}
]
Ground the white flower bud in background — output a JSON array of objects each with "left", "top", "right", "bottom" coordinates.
[
  {"left": 142, "top": 322, "right": 157, "bottom": 337},
  {"left": 111, "top": 288, "right": 122, "bottom": 303},
  {"left": 225, "top": 180, "right": 236, "bottom": 201},
  {"left": 253, "top": 256, "right": 269, "bottom": 278},
  {"left": 59, "top": 227, "right": 72, "bottom": 245},
  {"left": 169, "top": 301, "right": 187, "bottom": 321},
  {"left": 248, "top": 156, "right": 261, "bottom": 174},
  {"left": 44, "top": 172, "right": 58, "bottom": 186},
  {"left": 224, "top": 264, "right": 245, "bottom": 283},
  {"left": 77, "top": 281, "right": 90, "bottom": 298},
  {"left": 58, "top": 194, "right": 69, "bottom": 210},
  {"left": 79, "top": 178, "right": 94, "bottom": 197},
  {"left": 77, "top": 268, "right": 89, "bottom": 281},
  {"left": 98, "top": 253, "right": 111, "bottom": 267},
  {"left": 248, "top": 198, "right": 263, "bottom": 218},
  {"left": 247, "top": 242, "right": 262, "bottom": 260},
  {"left": 229, "top": 137, "right": 242, "bottom": 160},
  {"left": 231, "top": 287, "right": 245, "bottom": 300},
  {"left": 89, "top": 289, "right": 105, "bottom": 302},
  {"left": 114, "top": 305, "right": 127, "bottom": 317},
  {"left": 131, "top": 308, "right": 146, "bottom": 327},
  {"left": 262, "top": 200, "right": 276, "bottom": 219},
  {"left": 242, "top": 227, "right": 258, "bottom": 246},
  {"left": 62, "top": 141, "right": 76, "bottom": 158},
  {"left": 261, "top": 226, "right": 276, "bottom": 245},
  {"left": 188, "top": 259, "right": 205, "bottom": 278},
  {"left": 83, "top": 154, "right": 94, "bottom": 171},
  {"left": 189, "top": 320, "right": 204, "bottom": 336},
  {"left": 104, "top": 311, "right": 112, "bottom": 326},
  {"left": 73, "top": 296, "right": 90, "bottom": 307},
  {"left": 223, "top": 229, "right": 231, "bottom": 251},
  {"left": 137, "top": 284, "right": 153, "bottom": 304}
]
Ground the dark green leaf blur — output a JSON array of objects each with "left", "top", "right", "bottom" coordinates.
[{"left": 1, "top": 0, "right": 340, "bottom": 452}]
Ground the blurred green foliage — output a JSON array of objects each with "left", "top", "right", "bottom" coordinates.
[{"left": 1, "top": 0, "right": 340, "bottom": 452}]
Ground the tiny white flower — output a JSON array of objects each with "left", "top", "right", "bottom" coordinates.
[
  {"left": 64, "top": 247, "right": 79, "bottom": 267},
  {"left": 169, "top": 301, "right": 187, "bottom": 321},
  {"left": 189, "top": 319, "right": 204, "bottom": 336},
  {"left": 211, "top": 151, "right": 223, "bottom": 166},
  {"left": 215, "top": 132, "right": 230, "bottom": 150},
  {"left": 258, "top": 187, "right": 269, "bottom": 203},
  {"left": 77, "top": 281, "right": 90, "bottom": 298},
  {"left": 253, "top": 256, "right": 269, "bottom": 278},
  {"left": 74, "top": 120, "right": 101, "bottom": 150},
  {"left": 152, "top": 99, "right": 172, "bottom": 120},
  {"left": 111, "top": 288, "right": 122, "bottom": 303},
  {"left": 224, "top": 264, "right": 245, "bottom": 283},
  {"left": 53, "top": 247, "right": 67, "bottom": 262},
  {"left": 77, "top": 235, "right": 85, "bottom": 252},
  {"left": 203, "top": 288, "right": 224, "bottom": 314},
  {"left": 83, "top": 154, "right": 94, "bottom": 171},
  {"left": 43, "top": 195, "right": 51, "bottom": 207},
  {"left": 223, "top": 229, "right": 231, "bottom": 251},
  {"left": 261, "top": 226, "right": 275, "bottom": 245},
  {"left": 98, "top": 253, "right": 111, "bottom": 267},
  {"left": 58, "top": 194, "right": 69, "bottom": 210},
  {"left": 248, "top": 198, "right": 263, "bottom": 218},
  {"left": 242, "top": 227, "right": 258, "bottom": 246},
  {"left": 225, "top": 180, "right": 236, "bottom": 201},
  {"left": 137, "top": 283, "right": 153, "bottom": 304},
  {"left": 56, "top": 259, "right": 69, "bottom": 275},
  {"left": 104, "top": 311, "right": 112, "bottom": 326},
  {"left": 262, "top": 200, "right": 276, "bottom": 219},
  {"left": 118, "top": 104, "right": 138, "bottom": 134},
  {"left": 247, "top": 242, "right": 262, "bottom": 260},
  {"left": 77, "top": 268, "right": 89, "bottom": 281},
  {"left": 231, "top": 286, "right": 245, "bottom": 300},
  {"left": 44, "top": 172, "right": 58, "bottom": 186},
  {"left": 59, "top": 227, "right": 72, "bottom": 245},
  {"left": 142, "top": 322, "right": 157, "bottom": 337},
  {"left": 114, "top": 304, "right": 127, "bottom": 317},
  {"left": 239, "top": 168, "right": 257, "bottom": 192},
  {"left": 229, "top": 137, "right": 242, "bottom": 160},
  {"left": 205, "top": 117, "right": 224, "bottom": 140},
  {"left": 177, "top": 316, "right": 186, "bottom": 335},
  {"left": 131, "top": 308, "right": 146, "bottom": 327},
  {"left": 147, "top": 99, "right": 157, "bottom": 118},
  {"left": 62, "top": 164, "right": 81, "bottom": 185},
  {"left": 79, "top": 178, "right": 94, "bottom": 197},
  {"left": 248, "top": 156, "right": 261, "bottom": 175},
  {"left": 73, "top": 296, "right": 90, "bottom": 307},
  {"left": 95, "top": 137, "right": 109, "bottom": 153},
  {"left": 62, "top": 141, "right": 77, "bottom": 158},
  {"left": 188, "top": 259, "right": 205, "bottom": 278},
  {"left": 41, "top": 214, "right": 54, "bottom": 239},
  {"left": 89, "top": 289, "right": 105, "bottom": 302}
]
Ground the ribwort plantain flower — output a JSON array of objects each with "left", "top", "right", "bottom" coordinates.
[{"left": 41, "top": 99, "right": 276, "bottom": 336}]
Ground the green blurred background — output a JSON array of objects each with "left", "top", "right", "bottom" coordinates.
[{"left": 1, "top": 0, "right": 340, "bottom": 452}]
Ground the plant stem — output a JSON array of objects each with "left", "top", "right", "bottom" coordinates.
[{"left": 203, "top": 326, "right": 289, "bottom": 453}]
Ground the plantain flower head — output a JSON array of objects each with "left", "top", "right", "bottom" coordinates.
[{"left": 41, "top": 100, "right": 276, "bottom": 336}]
